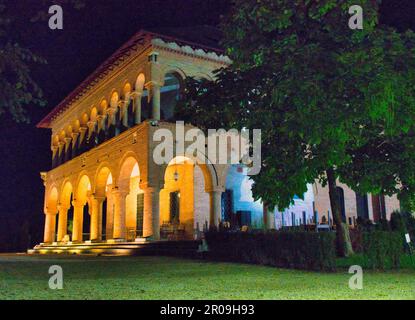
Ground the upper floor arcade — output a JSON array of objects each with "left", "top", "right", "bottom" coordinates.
[{"left": 37, "top": 28, "right": 231, "bottom": 170}]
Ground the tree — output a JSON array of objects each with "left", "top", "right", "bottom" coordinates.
[
  {"left": 0, "top": 0, "right": 83, "bottom": 122},
  {"left": 176, "top": 0, "right": 415, "bottom": 257}
]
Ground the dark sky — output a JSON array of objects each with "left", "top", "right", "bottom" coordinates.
[{"left": 0, "top": 0, "right": 414, "bottom": 248}]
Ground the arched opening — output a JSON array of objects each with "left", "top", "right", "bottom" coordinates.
[
  {"left": 118, "top": 157, "right": 143, "bottom": 241},
  {"left": 59, "top": 182, "right": 73, "bottom": 242},
  {"left": 161, "top": 72, "right": 182, "bottom": 121},
  {"left": 94, "top": 167, "right": 113, "bottom": 241},
  {"left": 160, "top": 156, "right": 212, "bottom": 239},
  {"left": 106, "top": 92, "right": 120, "bottom": 139},
  {"left": 75, "top": 175, "right": 92, "bottom": 241},
  {"left": 44, "top": 187, "right": 59, "bottom": 243},
  {"left": 122, "top": 83, "right": 135, "bottom": 128},
  {"left": 224, "top": 164, "right": 263, "bottom": 228}
]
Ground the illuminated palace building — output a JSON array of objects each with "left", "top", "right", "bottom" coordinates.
[{"left": 34, "top": 28, "right": 400, "bottom": 254}]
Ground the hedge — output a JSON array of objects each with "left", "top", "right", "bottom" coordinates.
[
  {"left": 204, "top": 231, "right": 336, "bottom": 271},
  {"left": 362, "top": 231, "right": 403, "bottom": 269}
]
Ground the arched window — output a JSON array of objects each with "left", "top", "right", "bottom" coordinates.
[{"left": 161, "top": 72, "right": 182, "bottom": 121}]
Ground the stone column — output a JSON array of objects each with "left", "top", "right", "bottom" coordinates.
[
  {"left": 79, "top": 126, "right": 88, "bottom": 149},
  {"left": 133, "top": 92, "right": 142, "bottom": 124},
  {"left": 112, "top": 188, "right": 128, "bottom": 240},
  {"left": 150, "top": 82, "right": 161, "bottom": 120},
  {"left": 107, "top": 107, "right": 117, "bottom": 126},
  {"left": 57, "top": 205, "right": 69, "bottom": 242},
  {"left": 71, "top": 132, "right": 79, "bottom": 148},
  {"left": 90, "top": 196, "right": 105, "bottom": 241},
  {"left": 43, "top": 210, "right": 57, "bottom": 243},
  {"left": 121, "top": 100, "right": 129, "bottom": 127},
  {"left": 210, "top": 190, "right": 223, "bottom": 227},
  {"left": 143, "top": 186, "right": 160, "bottom": 240},
  {"left": 96, "top": 115, "right": 106, "bottom": 133},
  {"left": 72, "top": 200, "right": 84, "bottom": 242},
  {"left": 106, "top": 185, "right": 114, "bottom": 239},
  {"left": 64, "top": 137, "right": 72, "bottom": 153},
  {"left": 87, "top": 120, "right": 96, "bottom": 140}
]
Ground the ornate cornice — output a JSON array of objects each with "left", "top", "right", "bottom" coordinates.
[{"left": 37, "top": 30, "right": 227, "bottom": 130}]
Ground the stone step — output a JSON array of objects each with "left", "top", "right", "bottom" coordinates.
[{"left": 28, "top": 240, "right": 201, "bottom": 257}]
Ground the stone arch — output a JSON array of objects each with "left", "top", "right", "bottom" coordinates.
[
  {"left": 123, "top": 82, "right": 132, "bottom": 99},
  {"left": 117, "top": 153, "right": 143, "bottom": 238},
  {"left": 46, "top": 186, "right": 59, "bottom": 213},
  {"left": 75, "top": 172, "right": 92, "bottom": 204},
  {"left": 160, "top": 155, "right": 213, "bottom": 237},
  {"left": 110, "top": 91, "right": 120, "bottom": 108},
  {"left": 161, "top": 66, "right": 186, "bottom": 85},
  {"left": 94, "top": 164, "right": 114, "bottom": 198},
  {"left": 72, "top": 119, "right": 80, "bottom": 133},
  {"left": 90, "top": 106, "right": 98, "bottom": 122},
  {"left": 60, "top": 180, "right": 73, "bottom": 207},
  {"left": 98, "top": 99, "right": 108, "bottom": 115},
  {"left": 80, "top": 112, "right": 89, "bottom": 127},
  {"left": 135, "top": 73, "right": 146, "bottom": 92},
  {"left": 117, "top": 153, "right": 140, "bottom": 192},
  {"left": 52, "top": 134, "right": 60, "bottom": 147}
]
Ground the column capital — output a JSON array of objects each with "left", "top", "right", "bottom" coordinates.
[
  {"left": 79, "top": 126, "right": 88, "bottom": 133},
  {"left": 44, "top": 207, "right": 57, "bottom": 215},
  {"left": 57, "top": 204, "right": 69, "bottom": 212},
  {"left": 111, "top": 187, "right": 129, "bottom": 198},
  {"left": 87, "top": 120, "right": 96, "bottom": 130},
  {"left": 146, "top": 80, "right": 161, "bottom": 90},
  {"left": 131, "top": 90, "right": 143, "bottom": 98},
  {"left": 96, "top": 114, "right": 105, "bottom": 121},
  {"left": 106, "top": 107, "right": 118, "bottom": 116},
  {"left": 72, "top": 199, "right": 84, "bottom": 208}
]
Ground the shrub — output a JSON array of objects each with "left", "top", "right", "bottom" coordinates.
[
  {"left": 349, "top": 228, "right": 363, "bottom": 253},
  {"left": 390, "top": 211, "right": 407, "bottom": 233},
  {"left": 204, "top": 230, "right": 336, "bottom": 271},
  {"left": 362, "top": 231, "right": 403, "bottom": 269}
]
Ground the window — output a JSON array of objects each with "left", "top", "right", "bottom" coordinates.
[
  {"left": 356, "top": 193, "right": 369, "bottom": 219},
  {"left": 170, "top": 191, "right": 180, "bottom": 223},
  {"left": 160, "top": 73, "right": 181, "bottom": 121}
]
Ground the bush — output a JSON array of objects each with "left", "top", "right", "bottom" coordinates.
[
  {"left": 362, "top": 231, "right": 403, "bottom": 269},
  {"left": 349, "top": 228, "right": 363, "bottom": 253},
  {"left": 205, "top": 230, "right": 336, "bottom": 271}
]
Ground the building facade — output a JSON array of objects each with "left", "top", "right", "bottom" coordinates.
[{"left": 36, "top": 29, "right": 400, "bottom": 247}]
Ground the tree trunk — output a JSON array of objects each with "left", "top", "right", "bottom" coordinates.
[{"left": 326, "top": 167, "right": 353, "bottom": 257}]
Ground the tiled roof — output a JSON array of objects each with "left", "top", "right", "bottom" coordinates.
[{"left": 37, "top": 26, "right": 223, "bottom": 129}]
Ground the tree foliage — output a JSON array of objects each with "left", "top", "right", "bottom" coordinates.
[
  {"left": 176, "top": 0, "right": 415, "bottom": 256},
  {"left": 0, "top": 0, "right": 84, "bottom": 122}
]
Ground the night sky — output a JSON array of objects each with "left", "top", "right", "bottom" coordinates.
[{"left": 0, "top": 0, "right": 414, "bottom": 250}]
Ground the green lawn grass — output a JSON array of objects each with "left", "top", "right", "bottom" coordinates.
[{"left": 0, "top": 254, "right": 414, "bottom": 300}]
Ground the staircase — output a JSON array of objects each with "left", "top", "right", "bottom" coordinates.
[{"left": 27, "top": 239, "right": 201, "bottom": 257}]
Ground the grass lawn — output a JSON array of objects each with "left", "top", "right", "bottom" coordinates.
[{"left": 0, "top": 254, "right": 414, "bottom": 300}]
